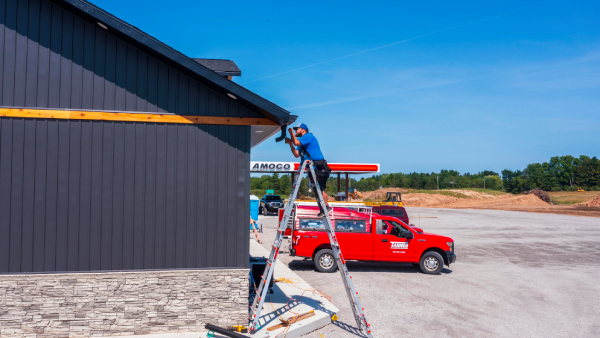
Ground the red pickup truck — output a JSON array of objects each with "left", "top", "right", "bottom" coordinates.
[{"left": 289, "top": 206, "right": 456, "bottom": 274}]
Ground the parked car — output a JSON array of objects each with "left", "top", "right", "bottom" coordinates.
[
  {"left": 289, "top": 205, "right": 455, "bottom": 274},
  {"left": 260, "top": 194, "right": 284, "bottom": 214}
]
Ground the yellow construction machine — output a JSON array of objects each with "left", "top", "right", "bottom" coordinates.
[{"left": 578, "top": 187, "right": 585, "bottom": 192}]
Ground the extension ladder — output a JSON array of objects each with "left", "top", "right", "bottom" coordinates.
[{"left": 249, "top": 152, "right": 373, "bottom": 337}]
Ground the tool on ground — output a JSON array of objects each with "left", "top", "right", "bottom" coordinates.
[
  {"left": 248, "top": 149, "right": 373, "bottom": 337},
  {"left": 227, "top": 325, "right": 248, "bottom": 333},
  {"left": 205, "top": 323, "right": 247, "bottom": 338},
  {"left": 250, "top": 217, "right": 262, "bottom": 243},
  {"left": 267, "top": 311, "right": 316, "bottom": 331}
]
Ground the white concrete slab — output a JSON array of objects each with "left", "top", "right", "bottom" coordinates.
[{"left": 249, "top": 239, "right": 339, "bottom": 338}]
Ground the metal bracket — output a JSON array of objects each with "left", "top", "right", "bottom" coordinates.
[{"left": 275, "top": 125, "right": 287, "bottom": 142}]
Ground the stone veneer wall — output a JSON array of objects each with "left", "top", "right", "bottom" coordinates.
[{"left": 0, "top": 269, "right": 248, "bottom": 337}]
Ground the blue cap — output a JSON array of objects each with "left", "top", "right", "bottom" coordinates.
[{"left": 293, "top": 123, "right": 309, "bottom": 132}]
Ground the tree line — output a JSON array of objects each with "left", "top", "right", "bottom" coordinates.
[{"left": 250, "top": 155, "right": 600, "bottom": 197}]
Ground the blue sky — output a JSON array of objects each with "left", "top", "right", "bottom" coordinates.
[{"left": 93, "top": 0, "right": 600, "bottom": 175}]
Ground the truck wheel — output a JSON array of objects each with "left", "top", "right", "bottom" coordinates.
[
  {"left": 419, "top": 251, "right": 444, "bottom": 274},
  {"left": 259, "top": 206, "right": 263, "bottom": 215},
  {"left": 314, "top": 249, "right": 337, "bottom": 273}
]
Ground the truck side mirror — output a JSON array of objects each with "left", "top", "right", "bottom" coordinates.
[{"left": 406, "top": 232, "right": 414, "bottom": 239}]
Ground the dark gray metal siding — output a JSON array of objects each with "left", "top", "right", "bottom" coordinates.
[
  {"left": 0, "top": 118, "right": 251, "bottom": 273},
  {"left": 0, "top": 0, "right": 262, "bottom": 118}
]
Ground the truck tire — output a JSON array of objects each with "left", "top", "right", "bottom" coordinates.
[
  {"left": 259, "top": 206, "right": 263, "bottom": 215},
  {"left": 419, "top": 251, "right": 444, "bottom": 274},
  {"left": 314, "top": 249, "right": 337, "bottom": 273}
]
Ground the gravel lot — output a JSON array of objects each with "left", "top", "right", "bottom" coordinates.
[{"left": 256, "top": 208, "right": 600, "bottom": 338}]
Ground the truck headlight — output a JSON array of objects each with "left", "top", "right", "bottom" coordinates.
[{"left": 447, "top": 242, "right": 454, "bottom": 251}]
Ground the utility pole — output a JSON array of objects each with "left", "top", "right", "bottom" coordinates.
[
  {"left": 437, "top": 176, "right": 439, "bottom": 190},
  {"left": 483, "top": 177, "right": 486, "bottom": 189}
]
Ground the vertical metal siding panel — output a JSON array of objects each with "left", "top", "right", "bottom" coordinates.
[
  {"left": 195, "top": 125, "right": 207, "bottom": 268},
  {"left": 100, "top": 122, "right": 114, "bottom": 270},
  {"left": 143, "top": 123, "right": 156, "bottom": 269},
  {"left": 154, "top": 124, "right": 167, "bottom": 269},
  {"left": 88, "top": 122, "right": 103, "bottom": 270},
  {"left": 36, "top": 0, "right": 50, "bottom": 107},
  {"left": 0, "top": 0, "right": 5, "bottom": 102},
  {"left": 121, "top": 122, "right": 135, "bottom": 269},
  {"left": 70, "top": 16, "right": 83, "bottom": 109},
  {"left": 228, "top": 100, "right": 239, "bottom": 118},
  {"left": 111, "top": 122, "right": 124, "bottom": 270},
  {"left": 55, "top": 120, "right": 70, "bottom": 271},
  {"left": 25, "top": 0, "right": 41, "bottom": 107},
  {"left": 156, "top": 62, "right": 168, "bottom": 113},
  {"left": 175, "top": 125, "right": 186, "bottom": 268},
  {"left": 132, "top": 123, "right": 145, "bottom": 269},
  {"left": 0, "top": 119, "right": 11, "bottom": 271},
  {"left": 167, "top": 68, "right": 177, "bottom": 114},
  {"left": 198, "top": 84, "right": 208, "bottom": 116},
  {"left": 177, "top": 74, "right": 188, "bottom": 115},
  {"left": 103, "top": 35, "right": 117, "bottom": 111},
  {"left": 47, "top": 4, "right": 61, "bottom": 108},
  {"left": 67, "top": 120, "right": 81, "bottom": 271},
  {"left": 244, "top": 126, "right": 250, "bottom": 268},
  {"left": 20, "top": 119, "right": 36, "bottom": 271},
  {"left": 9, "top": 119, "right": 24, "bottom": 272},
  {"left": 99, "top": 121, "right": 114, "bottom": 269},
  {"left": 208, "top": 90, "right": 218, "bottom": 117},
  {"left": 218, "top": 96, "right": 227, "bottom": 117},
  {"left": 77, "top": 120, "right": 92, "bottom": 271},
  {"left": 32, "top": 119, "right": 47, "bottom": 272},
  {"left": 146, "top": 57, "right": 158, "bottom": 112},
  {"left": 113, "top": 40, "right": 126, "bottom": 111},
  {"left": 136, "top": 51, "right": 147, "bottom": 112},
  {"left": 13, "top": 0, "right": 27, "bottom": 106},
  {"left": 125, "top": 44, "right": 137, "bottom": 111},
  {"left": 2, "top": 0, "right": 16, "bottom": 106},
  {"left": 92, "top": 28, "right": 105, "bottom": 110},
  {"left": 59, "top": 11, "right": 73, "bottom": 109},
  {"left": 205, "top": 125, "right": 217, "bottom": 267},
  {"left": 81, "top": 21, "right": 94, "bottom": 109},
  {"left": 236, "top": 126, "right": 247, "bottom": 267},
  {"left": 216, "top": 126, "right": 228, "bottom": 266},
  {"left": 226, "top": 125, "right": 236, "bottom": 267},
  {"left": 188, "top": 80, "right": 198, "bottom": 116},
  {"left": 185, "top": 125, "right": 197, "bottom": 267},
  {"left": 164, "top": 124, "right": 177, "bottom": 267},
  {"left": 44, "top": 120, "right": 58, "bottom": 271}
]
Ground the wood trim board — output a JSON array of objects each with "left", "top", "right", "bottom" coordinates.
[{"left": 0, "top": 108, "right": 279, "bottom": 126}]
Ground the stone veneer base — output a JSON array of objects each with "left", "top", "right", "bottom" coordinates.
[{"left": 0, "top": 269, "right": 248, "bottom": 338}]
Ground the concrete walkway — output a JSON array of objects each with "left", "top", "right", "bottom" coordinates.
[{"left": 249, "top": 239, "right": 339, "bottom": 338}]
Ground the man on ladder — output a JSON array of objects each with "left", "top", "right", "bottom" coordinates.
[
  {"left": 248, "top": 123, "right": 373, "bottom": 337},
  {"left": 285, "top": 123, "right": 332, "bottom": 217}
]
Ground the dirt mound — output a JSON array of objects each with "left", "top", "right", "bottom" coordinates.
[
  {"left": 525, "top": 188, "right": 552, "bottom": 204},
  {"left": 445, "top": 194, "right": 548, "bottom": 208},
  {"left": 402, "top": 193, "right": 462, "bottom": 207},
  {"left": 578, "top": 195, "right": 600, "bottom": 207},
  {"left": 362, "top": 188, "right": 408, "bottom": 201},
  {"left": 446, "top": 190, "right": 509, "bottom": 199}
]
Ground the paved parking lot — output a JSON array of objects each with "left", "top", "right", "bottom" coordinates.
[{"left": 256, "top": 208, "right": 600, "bottom": 337}]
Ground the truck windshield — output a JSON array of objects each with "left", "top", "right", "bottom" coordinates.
[
  {"left": 380, "top": 208, "right": 404, "bottom": 216},
  {"left": 265, "top": 196, "right": 281, "bottom": 201}
]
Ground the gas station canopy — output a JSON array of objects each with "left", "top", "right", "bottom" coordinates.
[{"left": 251, "top": 161, "right": 380, "bottom": 174}]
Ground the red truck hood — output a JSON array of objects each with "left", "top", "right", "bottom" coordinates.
[{"left": 420, "top": 232, "right": 453, "bottom": 242}]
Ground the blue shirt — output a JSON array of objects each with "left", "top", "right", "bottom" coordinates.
[{"left": 296, "top": 133, "right": 324, "bottom": 163}]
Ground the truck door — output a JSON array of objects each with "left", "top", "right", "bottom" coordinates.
[
  {"left": 335, "top": 219, "right": 372, "bottom": 261},
  {"left": 375, "top": 219, "right": 416, "bottom": 262}
]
